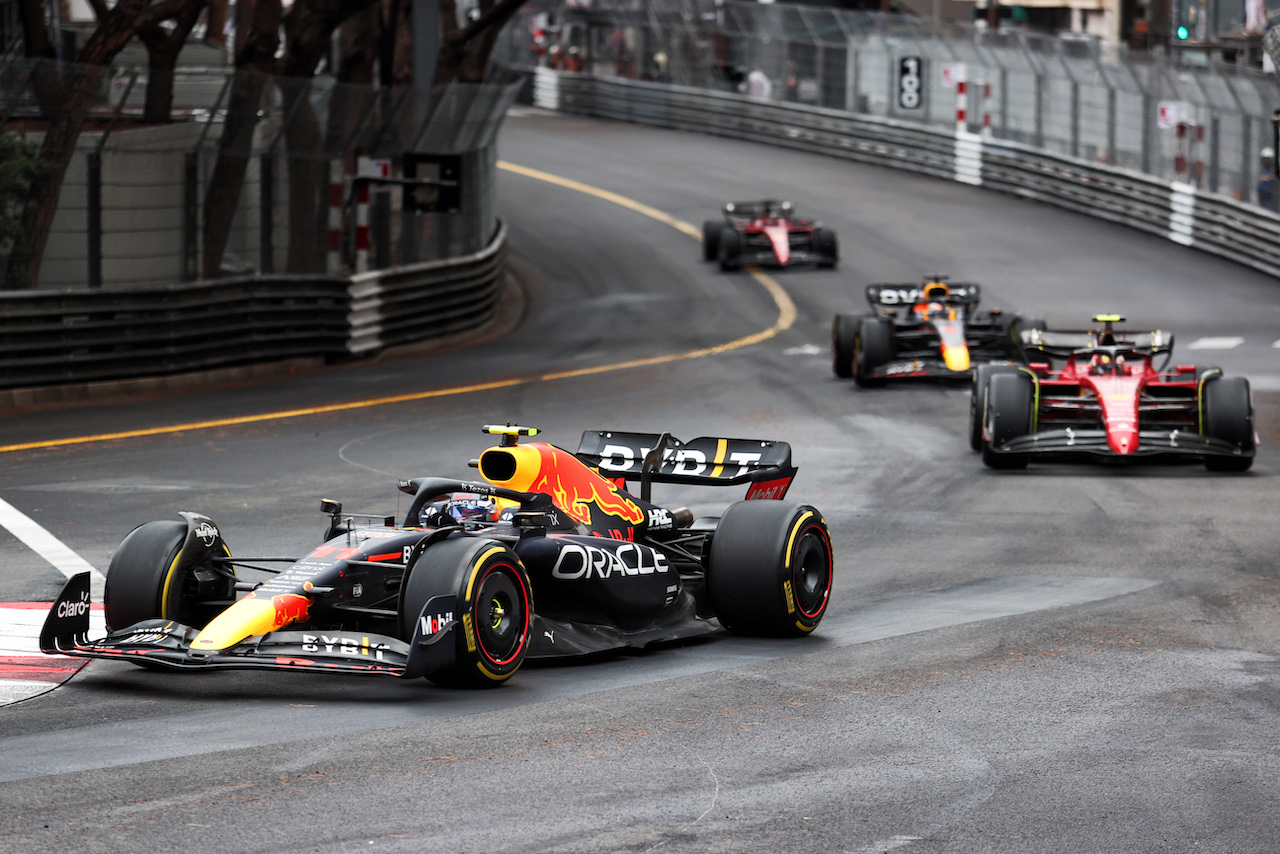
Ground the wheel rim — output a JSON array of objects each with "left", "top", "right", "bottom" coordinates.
[
  {"left": 791, "top": 526, "right": 831, "bottom": 620},
  {"left": 473, "top": 565, "right": 528, "bottom": 667}
]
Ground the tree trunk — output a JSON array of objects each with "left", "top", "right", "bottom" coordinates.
[
  {"left": 7, "top": 0, "right": 157, "bottom": 288},
  {"left": 138, "top": 0, "right": 208, "bottom": 124},
  {"left": 200, "top": 0, "right": 281, "bottom": 279},
  {"left": 277, "top": 0, "right": 378, "bottom": 274}
]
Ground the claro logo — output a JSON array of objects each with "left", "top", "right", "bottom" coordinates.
[
  {"left": 57, "top": 598, "right": 91, "bottom": 618},
  {"left": 552, "top": 543, "right": 669, "bottom": 580}
]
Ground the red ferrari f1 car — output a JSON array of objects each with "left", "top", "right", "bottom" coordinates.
[
  {"left": 702, "top": 200, "right": 838, "bottom": 270},
  {"left": 42, "top": 425, "right": 833, "bottom": 689},
  {"left": 974, "top": 315, "right": 1256, "bottom": 471},
  {"left": 832, "top": 277, "right": 1040, "bottom": 386}
]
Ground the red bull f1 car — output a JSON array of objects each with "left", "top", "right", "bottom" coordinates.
[
  {"left": 832, "top": 277, "right": 1040, "bottom": 387},
  {"left": 41, "top": 425, "right": 833, "bottom": 689},
  {"left": 975, "top": 315, "right": 1257, "bottom": 471},
  {"left": 702, "top": 200, "right": 838, "bottom": 271}
]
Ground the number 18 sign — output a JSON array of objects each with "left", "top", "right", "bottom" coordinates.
[{"left": 898, "top": 56, "right": 923, "bottom": 110}]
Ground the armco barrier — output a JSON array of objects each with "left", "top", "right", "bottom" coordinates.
[
  {"left": 535, "top": 70, "right": 1280, "bottom": 280},
  {"left": 0, "top": 224, "right": 506, "bottom": 391}
]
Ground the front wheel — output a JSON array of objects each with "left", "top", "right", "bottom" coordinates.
[
  {"left": 970, "top": 364, "right": 1022, "bottom": 451},
  {"left": 401, "top": 536, "right": 533, "bottom": 687},
  {"left": 982, "top": 372, "right": 1034, "bottom": 470},
  {"left": 813, "top": 226, "right": 838, "bottom": 268},
  {"left": 718, "top": 227, "right": 742, "bottom": 271},
  {"left": 707, "top": 501, "right": 832, "bottom": 637},
  {"left": 1202, "top": 375, "right": 1254, "bottom": 472},
  {"left": 853, "top": 317, "right": 894, "bottom": 388},
  {"left": 702, "top": 219, "right": 723, "bottom": 261},
  {"left": 104, "top": 520, "right": 235, "bottom": 633},
  {"left": 832, "top": 314, "right": 859, "bottom": 379}
]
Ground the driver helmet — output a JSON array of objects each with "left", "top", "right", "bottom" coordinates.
[{"left": 421, "top": 492, "right": 500, "bottom": 526}]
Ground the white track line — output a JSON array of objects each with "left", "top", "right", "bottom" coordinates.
[
  {"left": 1187, "top": 337, "right": 1244, "bottom": 350},
  {"left": 0, "top": 497, "right": 104, "bottom": 581}
]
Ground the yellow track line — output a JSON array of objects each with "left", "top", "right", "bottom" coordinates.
[{"left": 1, "top": 165, "right": 796, "bottom": 454}]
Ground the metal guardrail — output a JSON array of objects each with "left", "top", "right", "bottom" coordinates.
[
  {"left": 538, "top": 70, "right": 1280, "bottom": 280},
  {"left": 0, "top": 224, "right": 506, "bottom": 390}
]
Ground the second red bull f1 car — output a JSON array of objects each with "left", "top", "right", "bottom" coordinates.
[
  {"left": 975, "top": 315, "right": 1257, "bottom": 471},
  {"left": 41, "top": 425, "right": 833, "bottom": 690},
  {"left": 832, "top": 277, "right": 1039, "bottom": 387},
  {"left": 702, "top": 200, "right": 838, "bottom": 270}
]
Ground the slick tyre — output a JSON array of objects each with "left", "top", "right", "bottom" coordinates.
[
  {"left": 707, "top": 501, "right": 832, "bottom": 637},
  {"left": 402, "top": 536, "right": 533, "bottom": 688},
  {"left": 813, "top": 226, "right": 839, "bottom": 268},
  {"left": 982, "top": 372, "right": 1034, "bottom": 470},
  {"left": 104, "top": 520, "right": 234, "bottom": 633},
  {"left": 702, "top": 219, "right": 723, "bottom": 261},
  {"left": 970, "top": 364, "right": 1022, "bottom": 451},
  {"left": 718, "top": 227, "right": 743, "bottom": 271},
  {"left": 1202, "top": 375, "right": 1255, "bottom": 472},
  {"left": 853, "top": 317, "right": 894, "bottom": 388},
  {"left": 832, "top": 314, "right": 860, "bottom": 379}
]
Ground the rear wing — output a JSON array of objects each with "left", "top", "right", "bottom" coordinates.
[
  {"left": 1022, "top": 328, "right": 1174, "bottom": 360},
  {"left": 865, "top": 283, "right": 981, "bottom": 316},
  {"left": 575, "top": 431, "right": 797, "bottom": 501}
]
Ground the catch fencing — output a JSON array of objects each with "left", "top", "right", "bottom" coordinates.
[
  {"left": 500, "top": 2, "right": 1280, "bottom": 208},
  {"left": 1, "top": 60, "right": 522, "bottom": 290}
]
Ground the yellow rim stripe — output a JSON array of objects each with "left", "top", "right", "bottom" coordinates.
[
  {"left": 1, "top": 164, "right": 796, "bottom": 455},
  {"left": 784, "top": 511, "right": 814, "bottom": 570},
  {"left": 158, "top": 549, "right": 184, "bottom": 620},
  {"left": 465, "top": 547, "right": 507, "bottom": 601}
]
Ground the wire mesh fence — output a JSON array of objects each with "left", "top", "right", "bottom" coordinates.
[
  {"left": 498, "top": 0, "right": 1280, "bottom": 208},
  {"left": 0, "top": 59, "right": 522, "bottom": 290}
]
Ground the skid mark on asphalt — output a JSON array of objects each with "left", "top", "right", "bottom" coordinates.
[
  {"left": 0, "top": 164, "right": 793, "bottom": 455},
  {"left": 0, "top": 574, "right": 1157, "bottom": 780}
]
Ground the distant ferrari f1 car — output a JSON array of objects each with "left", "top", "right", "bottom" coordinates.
[
  {"left": 974, "top": 315, "right": 1257, "bottom": 471},
  {"left": 702, "top": 200, "right": 838, "bottom": 270},
  {"left": 42, "top": 425, "right": 833, "bottom": 689},
  {"left": 832, "top": 277, "right": 1041, "bottom": 386}
]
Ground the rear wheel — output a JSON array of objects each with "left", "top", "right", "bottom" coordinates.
[
  {"left": 982, "top": 372, "right": 1034, "bottom": 470},
  {"left": 1202, "top": 375, "right": 1254, "bottom": 472},
  {"left": 401, "top": 536, "right": 533, "bottom": 687},
  {"left": 702, "top": 219, "right": 722, "bottom": 261},
  {"left": 813, "top": 226, "right": 838, "bottom": 268},
  {"left": 853, "top": 317, "right": 894, "bottom": 387},
  {"left": 718, "top": 227, "right": 743, "bottom": 271},
  {"left": 104, "top": 520, "right": 235, "bottom": 633},
  {"left": 707, "top": 501, "right": 832, "bottom": 637},
  {"left": 832, "top": 314, "right": 859, "bottom": 379},
  {"left": 970, "top": 364, "right": 1022, "bottom": 451}
]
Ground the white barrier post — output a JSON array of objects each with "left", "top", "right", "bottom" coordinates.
[
  {"left": 981, "top": 79, "right": 993, "bottom": 139},
  {"left": 327, "top": 160, "right": 344, "bottom": 274},
  {"left": 355, "top": 155, "right": 371, "bottom": 274},
  {"left": 955, "top": 63, "right": 968, "bottom": 134}
]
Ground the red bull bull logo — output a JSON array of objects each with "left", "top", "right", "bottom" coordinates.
[
  {"left": 480, "top": 442, "right": 646, "bottom": 529},
  {"left": 271, "top": 593, "right": 311, "bottom": 629}
]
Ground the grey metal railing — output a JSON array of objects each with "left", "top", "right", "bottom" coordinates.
[
  {"left": 535, "top": 71, "right": 1280, "bottom": 279},
  {"left": 0, "top": 222, "right": 506, "bottom": 389}
]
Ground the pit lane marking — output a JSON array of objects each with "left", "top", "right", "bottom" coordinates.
[{"left": 0, "top": 165, "right": 794, "bottom": 454}]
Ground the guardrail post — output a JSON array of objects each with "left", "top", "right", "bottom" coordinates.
[
  {"left": 1207, "top": 114, "right": 1219, "bottom": 194},
  {"left": 999, "top": 65, "right": 1008, "bottom": 136},
  {"left": 1141, "top": 93, "right": 1154, "bottom": 175},
  {"left": 1240, "top": 116, "right": 1253, "bottom": 202},
  {"left": 1070, "top": 80, "right": 1080, "bottom": 158},
  {"left": 259, "top": 152, "right": 274, "bottom": 274},
  {"left": 87, "top": 150, "right": 102, "bottom": 289},
  {"left": 1106, "top": 85, "right": 1117, "bottom": 165},
  {"left": 1034, "top": 73, "right": 1044, "bottom": 148},
  {"left": 183, "top": 151, "right": 198, "bottom": 282}
]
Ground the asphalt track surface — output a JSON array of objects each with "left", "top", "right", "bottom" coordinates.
[{"left": 3, "top": 108, "right": 1280, "bottom": 853}]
